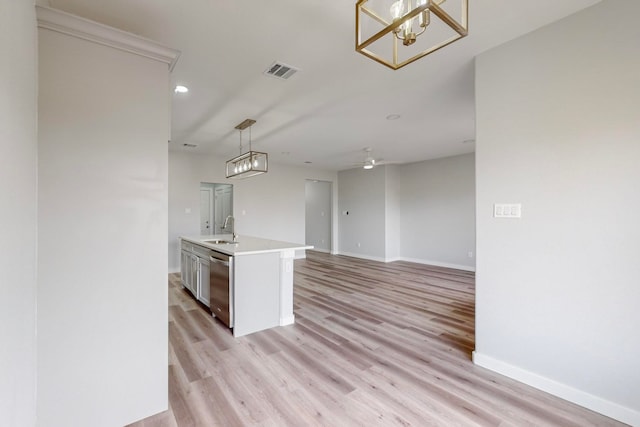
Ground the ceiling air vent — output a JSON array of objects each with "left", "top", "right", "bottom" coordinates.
[
  {"left": 183, "top": 143, "right": 197, "bottom": 148},
  {"left": 263, "top": 62, "right": 299, "bottom": 80}
]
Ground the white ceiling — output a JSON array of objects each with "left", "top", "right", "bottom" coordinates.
[{"left": 49, "top": 0, "right": 600, "bottom": 171}]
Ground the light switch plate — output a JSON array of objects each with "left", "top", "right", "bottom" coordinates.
[{"left": 494, "top": 203, "right": 522, "bottom": 218}]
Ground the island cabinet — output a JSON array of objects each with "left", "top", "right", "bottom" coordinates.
[
  {"left": 180, "top": 240, "right": 210, "bottom": 307},
  {"left": 180, "top": 234, "right": 312, "bottom": 337},
  {"left": 233, "top": 252, "right": 281, "bottom": 336},
  {"left": 180, "top": 248, "right": 196, "bottom": 295}
]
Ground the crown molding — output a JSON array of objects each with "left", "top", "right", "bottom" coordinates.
[{"left": 35, "top": 5, "right": 180, "bottom": 71}]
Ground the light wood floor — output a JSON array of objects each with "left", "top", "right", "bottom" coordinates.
[{"left": 129, "top": 251, "right": 625, "bottom": 427}]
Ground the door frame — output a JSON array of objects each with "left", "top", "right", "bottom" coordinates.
[{"left": 199, "top": 186, "right": 214, "bottom": 235}]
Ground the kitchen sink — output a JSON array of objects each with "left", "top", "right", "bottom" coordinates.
[{"left": 203, "top": 239, "right": 237, "bottom": 245}]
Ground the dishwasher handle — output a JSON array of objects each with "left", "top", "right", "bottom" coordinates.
[{"left": 210, "top": 256, "right": 229, "bottom": 267}]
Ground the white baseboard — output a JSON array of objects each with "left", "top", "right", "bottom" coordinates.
[
  {"left": 335, "top": 251, "right": 387, "bottom": 263},
  {"left": 398, "top": 256, "right": 476, "bottom": 272},
  {"left": 308, "top": 248, "right": 331, "bottom": 254},
  {"left": 280, "top": 315, "right": 295, "bottom": 326},
  {"left": 472, "top": 351, "right": 640, "bottom": 426}
]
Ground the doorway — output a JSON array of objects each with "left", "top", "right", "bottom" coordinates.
[
  {"left": 305, "top": 180, "right": 332, "bottom": 253},
  {"left": 200, "top": 187, "right": 213, "bottom": 234},
  {"left": 200, "top": 182, "right": 233, "bottom": 235},
  {"left": 214, "top": 184, "right": 233, "bottom": 234}
]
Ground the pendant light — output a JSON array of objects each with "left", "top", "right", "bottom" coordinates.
[
  {"left": 225, "top": 119, "right": 268, "bottom": 179},
  {"left": 356, "top": 0, "right": 468, "bottom": 70}
]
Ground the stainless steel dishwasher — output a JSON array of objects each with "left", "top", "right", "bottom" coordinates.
[{"left": 209, "top": 251, "right": 233, "bottom": 328}]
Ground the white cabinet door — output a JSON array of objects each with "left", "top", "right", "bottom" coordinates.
[
  {"left": 180, "top": 250, "right": 190, "bottom": 289},
  {"left": 189, "top": 255, "right": 198, "bottom": 295},
  {"left": 181, "top": 250, "right": 198, "bottom": 296},
  {"left": 197, "top": 258, "right": 210, "bottom": 307}
]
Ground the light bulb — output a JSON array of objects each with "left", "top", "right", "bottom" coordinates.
[
  {"left": 402, "top": 17, "right": 412, "bottom": 36},
  {"left": 390, "top": 0, "right": 404, "bottom": 20},
  {"left": 253, "top": 157, "right": 258, "bottom": 168},
  {"left": 417, "top": 0, "right": 428, "bottom": 27},
  {"left": 234, "top": 164, "right": 238, "bottom": 173}
]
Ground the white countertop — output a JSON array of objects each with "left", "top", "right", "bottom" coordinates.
[{"left": 180, "top": 234, "right": 313, "bottom": 256}]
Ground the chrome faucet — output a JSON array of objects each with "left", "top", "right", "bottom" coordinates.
[{"left": 223, "top": 215, "right": 237, "bottom": 242}]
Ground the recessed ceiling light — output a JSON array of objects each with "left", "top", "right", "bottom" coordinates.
[
  {"left": 386, "top": 114, "right": 401, "bottom": 120},
  {"left": 174, "top": 85, "right": 189, "bottom": 93}
]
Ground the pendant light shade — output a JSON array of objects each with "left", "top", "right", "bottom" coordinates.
[
  {"left": 356, "top": 0, "right": 468, "bottom": 70},
  {"left": 226, "top": 150, "right": 268, "bottom": 178},
  {"left": 225, "top": 119, "right": 268, "bottom": 179}
]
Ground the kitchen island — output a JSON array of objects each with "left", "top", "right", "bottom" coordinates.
[{"left": 179, "top": 234, "right": 311, "bottom": 337}]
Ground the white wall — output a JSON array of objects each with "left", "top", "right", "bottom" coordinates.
[
  {"left": 305, "top": 180, "right": 332, "bottom": 252},
  {"left": 399, "top": 154, "right": 475, "bottom": 270},
  {"left": 474, "top": 1, "right": 640, "bottom": 424},
  {"left": 37, "top": 12, "right": 173, "bottom": 426},
  {"left": 384, "top": 165, "right": 401, "bottom": 260},
  {"left": 337, "top": 166, "right": 387, "bottom": 260},
  {"left": 0, "top": 1, "right": 38, "bottom": 426},
  {"left": 169, "top": 151, "right": 338, "bottom": 272},
  {"left": 337, "top": 156, "right": 475, "bottom": 268}
]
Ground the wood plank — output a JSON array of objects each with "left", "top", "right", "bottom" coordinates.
[{"left": 130, "top": 252, "right": 624, "bottom": 427}]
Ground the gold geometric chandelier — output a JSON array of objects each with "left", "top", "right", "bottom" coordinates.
[
  {"left": 225, "top": 119, "right": 268, "bottom": 179},
  {"left": 356, "top": 0, "right": 468, "bottom": 70}
]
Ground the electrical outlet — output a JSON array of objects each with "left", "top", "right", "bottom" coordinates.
[
  {"left": 357, "top": 242, "right": 361, "bottom": 248},
  {"left": 468, "top": 251, "right": 473, "bottom": 258}
]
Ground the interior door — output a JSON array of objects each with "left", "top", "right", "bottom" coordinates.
[
  {"left": 305, "top": 180, "right": 332, "bottom": 252},
  {"left": 214, "top": 185, "right": 233, "bottom": 234},
  {"left": 200, "top": 188, "right": 213, "bottom": 234}
]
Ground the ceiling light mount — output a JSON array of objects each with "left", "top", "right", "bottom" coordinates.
[
  {"left": 356, "top": 0, "right": 468, "bottom": 70},
  {"left": 225, "top": 119, "right": 268, "bottom": 179},
  {"left": 363, "top": 147, "right": 376, "bottom": 170}
]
